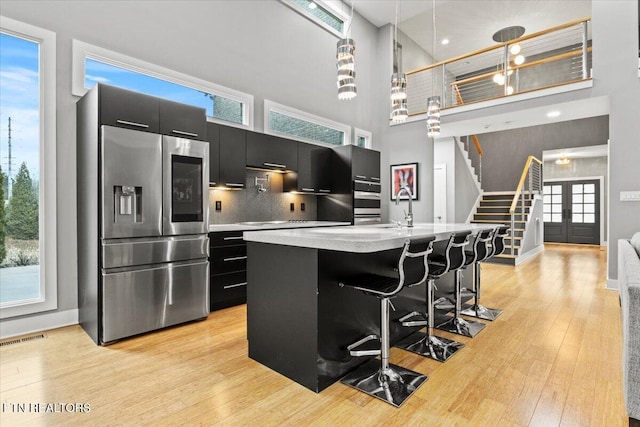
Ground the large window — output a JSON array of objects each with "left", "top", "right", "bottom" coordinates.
[
  {"left": 72, "top": 40, "right": 254, "bottom": 128},
  {"left": 280, "top": 0, "right": 351, "bottom": 38},
  {"left": 265, "top": 100, "right": 351, "bottom": 146},
  {"left": 0, "top": 17, "right": 57, "bottom": 318}
]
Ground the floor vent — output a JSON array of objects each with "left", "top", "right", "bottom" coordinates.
[{"left": 0, "top": 333, "right": 47, "bottom": 347}]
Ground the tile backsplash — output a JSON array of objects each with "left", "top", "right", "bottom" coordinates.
[{"left": 208, "top": 169, "right": 317, "bottom": 224}]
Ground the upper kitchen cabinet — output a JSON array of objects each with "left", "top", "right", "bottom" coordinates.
[
  {"left": 246, "top": 131, "right": 297, "bottom": 172},
  {"left": 283, "top": 142, "right": 331, "bottom": 193},
  {"left": 98, "top": 84, "right": 160, "bottom": 133},
  {"left": 207, "top": 123, "right": 246, "bottom": 189},
  {"left": 350, "top": 146, "right": 381, "bottom": 182},
  {"left": 159, "top": 99, "right": 207, "bottom": 141}
]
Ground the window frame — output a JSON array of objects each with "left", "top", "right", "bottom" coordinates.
[
  {"left": 280, "top": 0, "right": 352, "bottom": 38},
  {"left": 354, "top": 128, "right": 372, "bottom": 148},
  {"left": 0, "top": 16, "right": 57, "bottom": 318},
  {"left": 264, "top": 100, "right": 351, "bottom": 147},
  {"left": 71, "top": 39, "right": 254, "bottom": 129}
]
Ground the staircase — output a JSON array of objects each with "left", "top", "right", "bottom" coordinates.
[{"left": 470, "top": 191, "right": 535, "bottom": 264}]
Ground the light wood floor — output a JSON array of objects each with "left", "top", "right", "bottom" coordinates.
[{"left": 0, "top": 244, "right": 627, "bottom": 426}]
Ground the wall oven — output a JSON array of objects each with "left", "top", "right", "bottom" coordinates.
[{"left": 353, "top": 179, "right": 381, "bottom": 225}]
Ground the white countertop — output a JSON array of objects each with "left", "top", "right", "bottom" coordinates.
[
  {"left": 209, "top": 221, "right": 350, "bottom": 233},
  {"left": 243, "top": 223, "right": 501, "bottom": 253}
]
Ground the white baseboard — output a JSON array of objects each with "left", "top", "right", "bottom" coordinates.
[
  {"left": 606, "top": 279, "right": 619, "bottom": 291},
  {"left": 514, "top": 245, "right": 545, "bottom": 266},
  {"left": 0, "top": 309, "right": 78, "bottom": 340}
]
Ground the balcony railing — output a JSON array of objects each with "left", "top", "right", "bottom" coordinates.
[{"left": 405, "top": 17, "right": 591, "bottom": 115}]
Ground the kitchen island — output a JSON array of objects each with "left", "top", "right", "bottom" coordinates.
[{"left": 243, "top": 223, "right": 496, "bottom": 392}]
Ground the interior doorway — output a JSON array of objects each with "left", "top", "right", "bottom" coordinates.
[{"left": 543, "top": 179, "right": 601, "bottom": 244}]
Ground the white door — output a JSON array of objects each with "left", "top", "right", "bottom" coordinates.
[{"left": 434, "top": 164, "right": 447, "bottom": 223}]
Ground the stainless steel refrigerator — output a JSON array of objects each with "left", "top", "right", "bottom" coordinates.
[{"left": 78, "top": 123, "right": 209, "bottom": 345}]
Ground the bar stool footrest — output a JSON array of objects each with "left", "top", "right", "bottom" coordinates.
[
  {"left": 347, "top": 334, "right": 381, "bottom": 357},
  {"left": 461, "top": 304, "right": 502, "bottom": 321},
  {"left": 340, "top": 358, "right": 428, "bottom": 407},
  {"left": 399, "top": 311, "right": 428, "bottom": 327},
  {"left": 433, "top": 296, "right": 455, "bottom": 311},
  {"left": 395, "top": 331, "right": 464, "bottom": 362}
]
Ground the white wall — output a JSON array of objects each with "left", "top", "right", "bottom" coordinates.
[
  {"left": 434, "top": 138, "right": 456, "bottom": 221},
  {"left": 0, "top": 0, "right": 381, "bottom": 322}
]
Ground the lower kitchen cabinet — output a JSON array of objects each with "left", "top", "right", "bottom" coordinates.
[{"left": 209, "top": 230, "right": 247, "bottom": 311}]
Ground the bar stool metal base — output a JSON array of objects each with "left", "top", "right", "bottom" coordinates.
[
  {"left": 340, "top": 358, "right": 427, "bottom": 407},
  {"left": 461, "top": 304, "right": 502, "bottom": 321},
  {"left": 395, "top": 331, "right": 464, "bottom": 362},
  {"left": 436, "top": 315, "right": 485, "bottom": 338}
]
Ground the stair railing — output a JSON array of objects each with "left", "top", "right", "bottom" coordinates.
[{"left": 509, "top": 156, "right": 543, "bottom": 255}]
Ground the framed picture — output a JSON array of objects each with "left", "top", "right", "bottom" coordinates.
[{"left": 390, "top": 163, "right": 418, "bottom": 200}]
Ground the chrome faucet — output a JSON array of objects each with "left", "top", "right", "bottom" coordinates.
[{"left": 395, "top": 186, "right": 414, "bottom": 228}]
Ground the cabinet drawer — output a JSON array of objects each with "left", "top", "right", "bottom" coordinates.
[
  {"left": 209, "top": 231, "right": 245, "bottom": 247},
  {"left": 210, "top": 271, "right": 247, "bottom": 311},
  {"left": 211, "top": 245, "right": 247, "bottom": 274}
]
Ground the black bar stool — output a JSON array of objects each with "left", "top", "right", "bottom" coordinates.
[
  {"left": 395, "top": 232, "right": 470, "bottom": 362},
  {"left": 461, "top": 225, "right": 509, "bottom": 320},
  {"left": 435, "top": 230, "right": 486, "bottom": 338},
  {"left": 339, "top": 236, "right": 435, "bottom": 407}
]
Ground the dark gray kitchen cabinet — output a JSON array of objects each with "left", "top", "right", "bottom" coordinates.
[
  {"left": 283, "top": 142, "right": 332, "bottom": 193},
  {"left": 351, "top": 146, "right": 381, "bottom": 182},
  {"left": 246, "top": 131, "right": 298, "bottom": 172},
  {"left": 209, "top": 231, "right": 247, "bottom": 311},
  {"left": 99, "top": 84, "right": 160, "bottom": 133},
  {"left": 159, "top": 99, "right": 207, "bottom": 141},
  {"left": 207, "top": 123, "right": 246, "bottom": 189}
]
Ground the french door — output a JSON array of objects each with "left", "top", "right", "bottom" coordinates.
[{"left": 543, "top": 179, "right": 600, "bottom": 244}]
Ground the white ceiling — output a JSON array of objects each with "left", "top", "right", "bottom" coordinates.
[{"left": 349, "top": 0, "right": 592, "bottom": 61}]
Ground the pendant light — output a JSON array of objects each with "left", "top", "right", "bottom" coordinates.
[
  {"left": 426, "top": 0, "right": 441, "bottom": 138},
  {"left": 390, "top": 1, "right": 408, "bottom": 122},
  {"left": 337, "top": 2, "right": 356, "bottom": 100}
]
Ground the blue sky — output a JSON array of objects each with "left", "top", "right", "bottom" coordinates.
[
  {"left": 85, "top": 59, "right": 214, "bottom": 116},
  {"left": 0, "top": 32, "right": 40, "bottom": 182}
]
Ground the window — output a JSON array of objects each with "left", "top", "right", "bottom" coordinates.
[
  {"left": 571, "top": 183, "right": 596, "bottom": 224},
  {"left": 354, "top": 128, "right": 372, "bottom": 148},
  {"left": 543, "top": 184, "right": 562, "bottom": 223},
  {"left": 72, "top": 40, "right": 254, "bottom": 128},
  {"left": 280, "top": 0, "right": 351, "bottom": 38},
  {"left": 0, "top": 17, "right": 57, "bottom": 318},
  {"left": 264, "top": 100, "right": 350, "bottom": 146}
]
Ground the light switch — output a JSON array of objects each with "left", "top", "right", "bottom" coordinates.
[{"left": 620, "top": 191, "right": 640, "bottom": 202}]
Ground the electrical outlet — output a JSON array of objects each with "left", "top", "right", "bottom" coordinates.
[
  {"left": 215, "top": 200, "right": 222, "bottom": 211},
  {"left": 290, "top": 202, "right": 295, "bottom": 212},
  {"left": 301, "top": 202, "right": 305, "bottom": 211}
]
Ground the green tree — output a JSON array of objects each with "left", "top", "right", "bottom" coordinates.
[
  {"left": 6, "top": 163, "right": 38, "bottom": 240},
  {"left": 0, "top": 165, "right": 6, "bottom": 263}
]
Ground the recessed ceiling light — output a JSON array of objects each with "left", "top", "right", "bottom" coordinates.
[
  {"left": 547, "top": 111, "right": 561, "bottom": 118},
  {"left": 441, "top": 38, "right": 449, "bottom": 45},
  {"left": 308, "top": 2, "right": 317, "bottom": 9}
]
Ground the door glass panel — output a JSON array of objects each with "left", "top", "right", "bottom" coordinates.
[
  {"left": 543, "top": 186, "right": 551, "bottom": 195},
  {"left": 583, "top": 213, "right": 595, "bottom": 223},
  {"left": 572, "top": 194, "right": 583, "bottom": 203},
  {"left": 584, "top": 194, "right": 595, "bottom": 203},
  {"left": 552, "top": 194, "right": 562, "bottom": 204},
  {"left": 171, "top": 155, "right": 203, "bottom": 222},
  {"left": 544, "top": 194, "right": 551, "bottom": 204},
  {"left": 572, "top": 184, "right": 583, "bottom": 193},
  {"left": 573, "top": 204, "right": 583, "bottom": 213},
  {"left": 552, "top": 205, "right": 561, "bottom": 213},
  {"left": 552, "top": 213, "right": 562, "bottom": 222},
  {"left": 584, "top": 183, "right": 595, "bottom": 193},
  {"left": 572, "top": 213, "right": 583, "bottom": 223},
  {"left": 584, "top": 204, "right": 595, "bottom": 213},
  {"left": 552, "top": 185, "right": 561, "bottom": 194},
  {"left": 544, "top": 213, "right": 551, "bottom": 222},
  {"left": 544, "top": 204, "right": 551, "bottom": 213}
]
